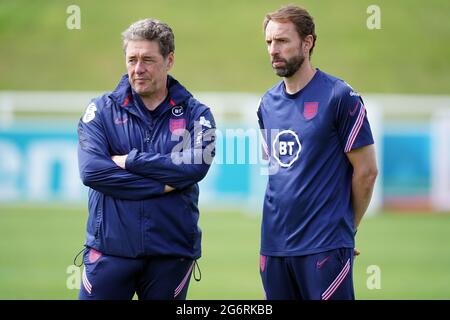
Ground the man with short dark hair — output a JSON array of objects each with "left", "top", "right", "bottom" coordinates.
[
  {"left": 257, "top": 5, "right": 378, "bottom": 300},
  {"left": 77, "top": 18, "right": 215, "bottom": 300}
]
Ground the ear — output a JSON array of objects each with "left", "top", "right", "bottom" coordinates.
[
  {"left": 303, "top": 35, "right": 314, "bottom": 55},
  {"left": 165, "top": 52, "right": 174, "bottom": 71}
]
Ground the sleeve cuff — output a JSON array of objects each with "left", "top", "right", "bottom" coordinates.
[{"left": 125, "top": 148, "right": 139, "bottom": 170}]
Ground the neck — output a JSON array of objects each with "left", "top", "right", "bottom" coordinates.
[
  {"left": 140, "top": 87, "right": 168, "bottom": 111},
  {"left": 283, "top": 61, "right": 316, "bottom": 95}
]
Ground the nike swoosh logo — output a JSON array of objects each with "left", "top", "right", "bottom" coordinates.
[
  {"left": 114, "top": 118, "right": 128, "bottom": 125},
  {"left": 349, "top": 101, "right": 359, "bottom": 116},
  {"left": 316, "top": 256, "right": 331, "bottom": 269}
]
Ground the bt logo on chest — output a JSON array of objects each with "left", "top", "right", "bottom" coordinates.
[{"left": 272, "top": 130, "right": 301, "bottom": 168}]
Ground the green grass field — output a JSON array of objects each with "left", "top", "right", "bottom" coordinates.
[
  {"left": 0, "top": 205, "right": 449, "bottom": 300},
  {"left": 1, "top": 0, "right": 449, "bottom": 94}
]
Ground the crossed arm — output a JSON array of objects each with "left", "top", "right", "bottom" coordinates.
[
  {"left": 78, "top": 106, "right": 215, "bottom": 199},
  {"left": 78, "top": 115, "right": 176, "bottom": 200},
  {"left": 111, "top": 155, "right": 175, "bottom": 192}
]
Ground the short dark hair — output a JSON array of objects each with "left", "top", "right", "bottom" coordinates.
[
  {"left": 122, "top": 18, "right": 175, "bottom": 58},
  {"left": 263, "top": 5, "right": 317, "bottom": 57}
]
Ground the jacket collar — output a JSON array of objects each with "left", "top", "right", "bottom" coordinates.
[{"left": 108, "top": 74, "right": 192, "bottom": 120}]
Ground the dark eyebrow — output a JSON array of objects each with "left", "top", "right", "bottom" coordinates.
[
  {"left": 273, "top": 36, "right": 288, "bottom": 41},
  {"left": 266, "top": 36, "right": 288, "bottom": 43},
  {"left": 126, "top": 54, "right": 157, "bottom": 60}
]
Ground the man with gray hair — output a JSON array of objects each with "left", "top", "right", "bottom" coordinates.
[{"left": 77, "top": 18, "right": 215, "bottom": 300}]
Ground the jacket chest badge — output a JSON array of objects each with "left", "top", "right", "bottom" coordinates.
[
  {"left": 169, "top": 118, "right": 186, "bottom": 134},
  {"left": 171, "top": 105, "right": 184, "bottom": 117}
]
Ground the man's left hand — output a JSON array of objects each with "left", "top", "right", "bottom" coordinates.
[{"left": 112, "top": 155, "right": 128, "bottom": 169}]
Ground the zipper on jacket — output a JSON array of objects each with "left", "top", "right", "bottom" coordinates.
[
  {"left": 145, "top": 129, "right": 151, "bottom": 144},
  {"left": 145, "top": 119, "right": 156, "bottom": 145}
]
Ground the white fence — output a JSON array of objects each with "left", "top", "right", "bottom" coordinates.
[
  {"left": 2, "top": 91, "right": 450, "bottom": 122},
  {"left": 1, "top": 91, "right": 450, "bottom": 212}
]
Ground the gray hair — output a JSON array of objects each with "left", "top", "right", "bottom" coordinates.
[{"left": 121, "top": 18, "right": 175, "bottom": 58}]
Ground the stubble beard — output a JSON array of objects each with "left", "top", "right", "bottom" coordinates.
[{"left": 273, "top": 54, "right": 305, "bottom": 78}]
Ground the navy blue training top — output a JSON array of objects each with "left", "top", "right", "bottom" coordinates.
[{"left": 257, "top": 69, "right": 374, "bottom": 256}]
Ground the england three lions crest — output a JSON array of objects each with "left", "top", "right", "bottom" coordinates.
[{"left": 303, "top": 102, "right": 319, "bottom": 120}]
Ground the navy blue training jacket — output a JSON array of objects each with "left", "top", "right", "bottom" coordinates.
[{"left": 77, "top": 74, "right": 216, "bottom": 259}]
